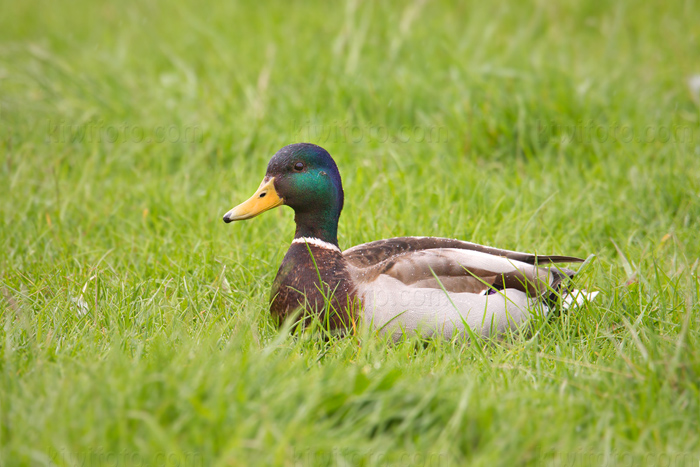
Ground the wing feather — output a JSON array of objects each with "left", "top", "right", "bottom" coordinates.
[
  {"left": 347, "top": 247, "right": 569, "bottom": 297},
  {"left": 343, "top": 236, "right": 583, "bottom": 268}
]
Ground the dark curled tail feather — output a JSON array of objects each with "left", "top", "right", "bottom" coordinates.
[{"left": 545, "top": 267, "right": 577, "bottom": 312}]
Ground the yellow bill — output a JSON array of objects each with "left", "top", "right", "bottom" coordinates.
[{"left": 223, "top": 177, "right": 283, "bottom": 223}]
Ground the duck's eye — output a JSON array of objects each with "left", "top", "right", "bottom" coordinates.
[{"left": 293, "top": 162, "right": 305, "bottom": 171}]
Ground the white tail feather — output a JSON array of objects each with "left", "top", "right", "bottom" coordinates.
[{"left": 562, "top": 289, "right": 599, "bottom": 310}]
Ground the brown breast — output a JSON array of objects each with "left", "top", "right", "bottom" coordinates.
[{"left": 270, "top": 243, "right": 359, "bottom": 331}]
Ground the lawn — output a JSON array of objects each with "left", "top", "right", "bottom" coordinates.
[{"left": 1, "top": 0, "right": 699, "bottom": 465}]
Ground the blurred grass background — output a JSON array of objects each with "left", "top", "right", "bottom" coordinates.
[{"left": 1, "top": 0, "right": 699, "bottom": 465}]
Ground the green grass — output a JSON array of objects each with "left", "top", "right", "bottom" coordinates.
[{"left": 1, "top": 0, "right": 700, "bottom": 465}]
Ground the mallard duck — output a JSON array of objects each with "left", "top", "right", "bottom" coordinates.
[{"left": 223, "top": 143, "right": 595, "bottom": 340}]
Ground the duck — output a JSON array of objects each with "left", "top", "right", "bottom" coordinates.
[{"left": 223, "top": 143, "right": 595, "bottom": 340}]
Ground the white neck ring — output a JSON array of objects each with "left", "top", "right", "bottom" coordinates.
[{"left": 292, "top": 237, "right": 341, "bottom": 252}]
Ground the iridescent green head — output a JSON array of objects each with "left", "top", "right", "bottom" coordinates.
[{"left": 223, "top": 143, "right": 344, "bottom": 245}]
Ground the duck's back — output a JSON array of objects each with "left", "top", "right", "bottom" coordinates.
[{"left": 343, "top": 237, "right": 584, "bottom": 340}]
